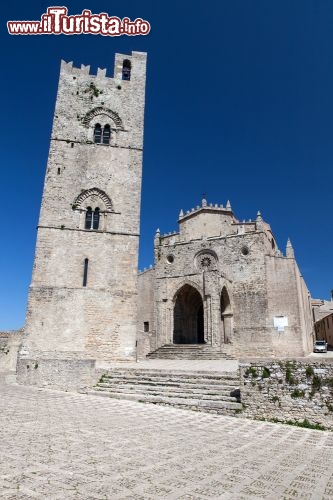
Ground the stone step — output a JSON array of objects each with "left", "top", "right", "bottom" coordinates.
[
  {"left": 96, "top": 383, "right": 240, "bottom": 400},
  {"left": 147, "top": 351, "right": 234, "bottom": 359},
  {"left": 103, "top": 371, "right": 239, "bottom": 384},
  {"left": 88, "top": 390, "right": 243, "bottom": 412},
  {"left": 93, "top": 368, "right": 242, "bottom": 416},
  {"left": 98, "top": 378, "right": 239, "bottom": 391},
  {"left": 99, "top": 376, "right": 239, "bottom": 389},
  {"left": 147, "top": 354, "right": 233, "bottom": 360},
  {"left": 100, "top": 369, "right": 239, "bottom": 382},
  {"left": 146, "top": 344, "right": 235, "bottom": 360},
  {"left": 147, "top": 344, "right": 228, "bottom": 350}
]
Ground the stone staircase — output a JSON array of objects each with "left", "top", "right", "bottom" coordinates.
[
  {"left": 90, "top": 368, "right": 242, "bottom": 416},
  {"left": 147, "top": 344, "right": 235, "bottom": 360}
]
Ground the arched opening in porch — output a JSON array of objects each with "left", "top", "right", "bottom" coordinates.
[
  {"left": 173, "top": 285, "right": 204, "bottom": 344},
  {"left": 221, "top": 287, "right": 233, "bottom": 343}
]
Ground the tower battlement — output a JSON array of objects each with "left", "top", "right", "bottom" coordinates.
[{"left": 60, "top": 51, "right": 147, "bottom": 81}]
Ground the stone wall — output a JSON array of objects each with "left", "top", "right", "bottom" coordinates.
[
  {"left": 137, "top": 268, "right": 156, "bottom": 359},
  {"left": 240, "top": 359, "right": 333, "bottom": 430},
  {"left": 17, "top": 358, "right": 97, "bottom": 391},
  {"left": 0, "top": 330, "right": 24, "bottom": 382}
]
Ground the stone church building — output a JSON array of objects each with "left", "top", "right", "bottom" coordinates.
[
  {"left": 16, "top": 52, "right": 314, "bottom": 384},
  {"left": 137, "top": 200, "right": 314, "bottom": 359}
]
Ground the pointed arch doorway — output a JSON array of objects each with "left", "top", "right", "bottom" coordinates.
[{"left": 173, "top": 285, "right": 204, "bottom": 344}]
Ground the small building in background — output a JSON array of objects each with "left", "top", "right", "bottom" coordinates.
[{"left": 313, "top": 296, "right": 333, "bottom": 346}]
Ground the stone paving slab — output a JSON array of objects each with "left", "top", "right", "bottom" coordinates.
[{"left": 0, "top": 384, "right": 333, "bottom": 499}]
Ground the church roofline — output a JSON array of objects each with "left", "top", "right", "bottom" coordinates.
[{"left": 178, "top": 205, "right": 236, "bottom": 223}]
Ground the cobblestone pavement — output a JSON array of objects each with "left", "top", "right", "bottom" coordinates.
[{"left": 1, "top": 384, "right": 333, "bottom": 499}]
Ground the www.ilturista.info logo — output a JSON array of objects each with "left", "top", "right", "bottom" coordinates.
[{"left": 7, "top": 7, "right": 151, "bottom": 36}]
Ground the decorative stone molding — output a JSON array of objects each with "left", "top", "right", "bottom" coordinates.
[
  {"left": 82, "top": 107, "right": 124, "bottom": 130},
  {"left": 171, "top": 279, "right": 204, "bottom": 302},
  {"left": 73, "top": 188, "right": 113, "bottom": 211}
]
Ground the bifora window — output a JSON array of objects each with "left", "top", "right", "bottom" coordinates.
[
  {"left": 94, "top": 123, "right": 111, "bottom": 145},
  {"left": 85, "top": 207, "right": 100, "bottom": 230}
]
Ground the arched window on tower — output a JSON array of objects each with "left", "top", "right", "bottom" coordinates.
[
  {"left": 85, "top": 207, "right": 92, "bottom": 229},
  {"left": 122, "top": 59, "right": 131, "bottom": 81},
  {"left": 93, "top": 123, "right": 102, "bottom": 143},
  {"left": 102, "top": 124, "right": 111, "bottom": 145},
  {"left": 93, "top": 207, "right": 100, "bottom": 230}
]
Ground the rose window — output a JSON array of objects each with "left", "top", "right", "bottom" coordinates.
[
  {"left": 195, "top": 252, "right": 217, "bottom": 271},
  {"left": 201, "top": 256, "right": 211, "bottom": 268}
]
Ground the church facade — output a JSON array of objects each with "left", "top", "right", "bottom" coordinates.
[
  {"left": 137, "top": 200, "right": 314, "bottom": 359},
  {"left": 17, "top": 52, "right": 314, "bottom": 386}
]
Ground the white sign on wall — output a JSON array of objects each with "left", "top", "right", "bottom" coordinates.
[{"left": 273, "top": 316, "right": 288, "bottom": 332}]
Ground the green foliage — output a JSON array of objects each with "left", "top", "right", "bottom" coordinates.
[
  {"left": 84, "top": 82, "right": 103, "bottom": 98},
  {"left": 290, "top": 389, "right": 305, "bottom": 398},
  {"left": 260, "top": 417, "right": 327, "bottom": 431},
  {"left": 305, "top": 366, "right": 314, "bottom": 378},
  {"left": 312, "top": 375, "right": 322, "bottom": 392},
  {"left": 98, "top": 374, "right": 108, "bottom": 384},
  {"left": 289, "top": 419, "right": 326, "bottom": 431},
  {"left": 245, "top": 367, "right": 258, "bottom": 378},
  {"left": 262, "top": 367, "right": 271, "bottom": 379},
  {"left": 271, "top": 395, "right": 281, "bottom": 407},
  {"left": 285, "top": 366, "right": 297, "bottom": 385}
]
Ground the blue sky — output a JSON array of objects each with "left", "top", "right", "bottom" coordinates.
[{"left": 1, "top": 0, "right": 333, "bottom": 329}]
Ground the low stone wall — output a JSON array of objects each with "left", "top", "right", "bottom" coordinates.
[
  {"left": 0, "top": 330, "right": 24, "bottom": 382},
  {"left": 240, "top": 359, "right": 333, "bottom": 430},
  {"left": 17, "top": 358, "right": 97, "bottom": 391}
]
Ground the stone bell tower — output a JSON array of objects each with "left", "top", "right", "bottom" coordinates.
[{"left": 19, "top": 52, "right": 147, "bottom": 373}]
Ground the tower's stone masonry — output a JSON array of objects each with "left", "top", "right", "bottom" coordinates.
[
  {"left": 19, "top": 52, "right": 147, "bottom": 380},
  {"left": 138, "top": 199, "right": 314, "bottom": 358}
]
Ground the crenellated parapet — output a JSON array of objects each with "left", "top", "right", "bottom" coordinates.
[
  {"left": 178, "top": 198, "right": 235, "bottom": 223},
  {"left": 155, "top": 197, "right": 281, "bottom": 255},
  {"left": 60, "top": 51, "right": 147, "bottom": 80}
]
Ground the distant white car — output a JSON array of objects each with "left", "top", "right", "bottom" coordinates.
[{"left": 314, "top": 340, "right": 328, "bottom": 353}]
